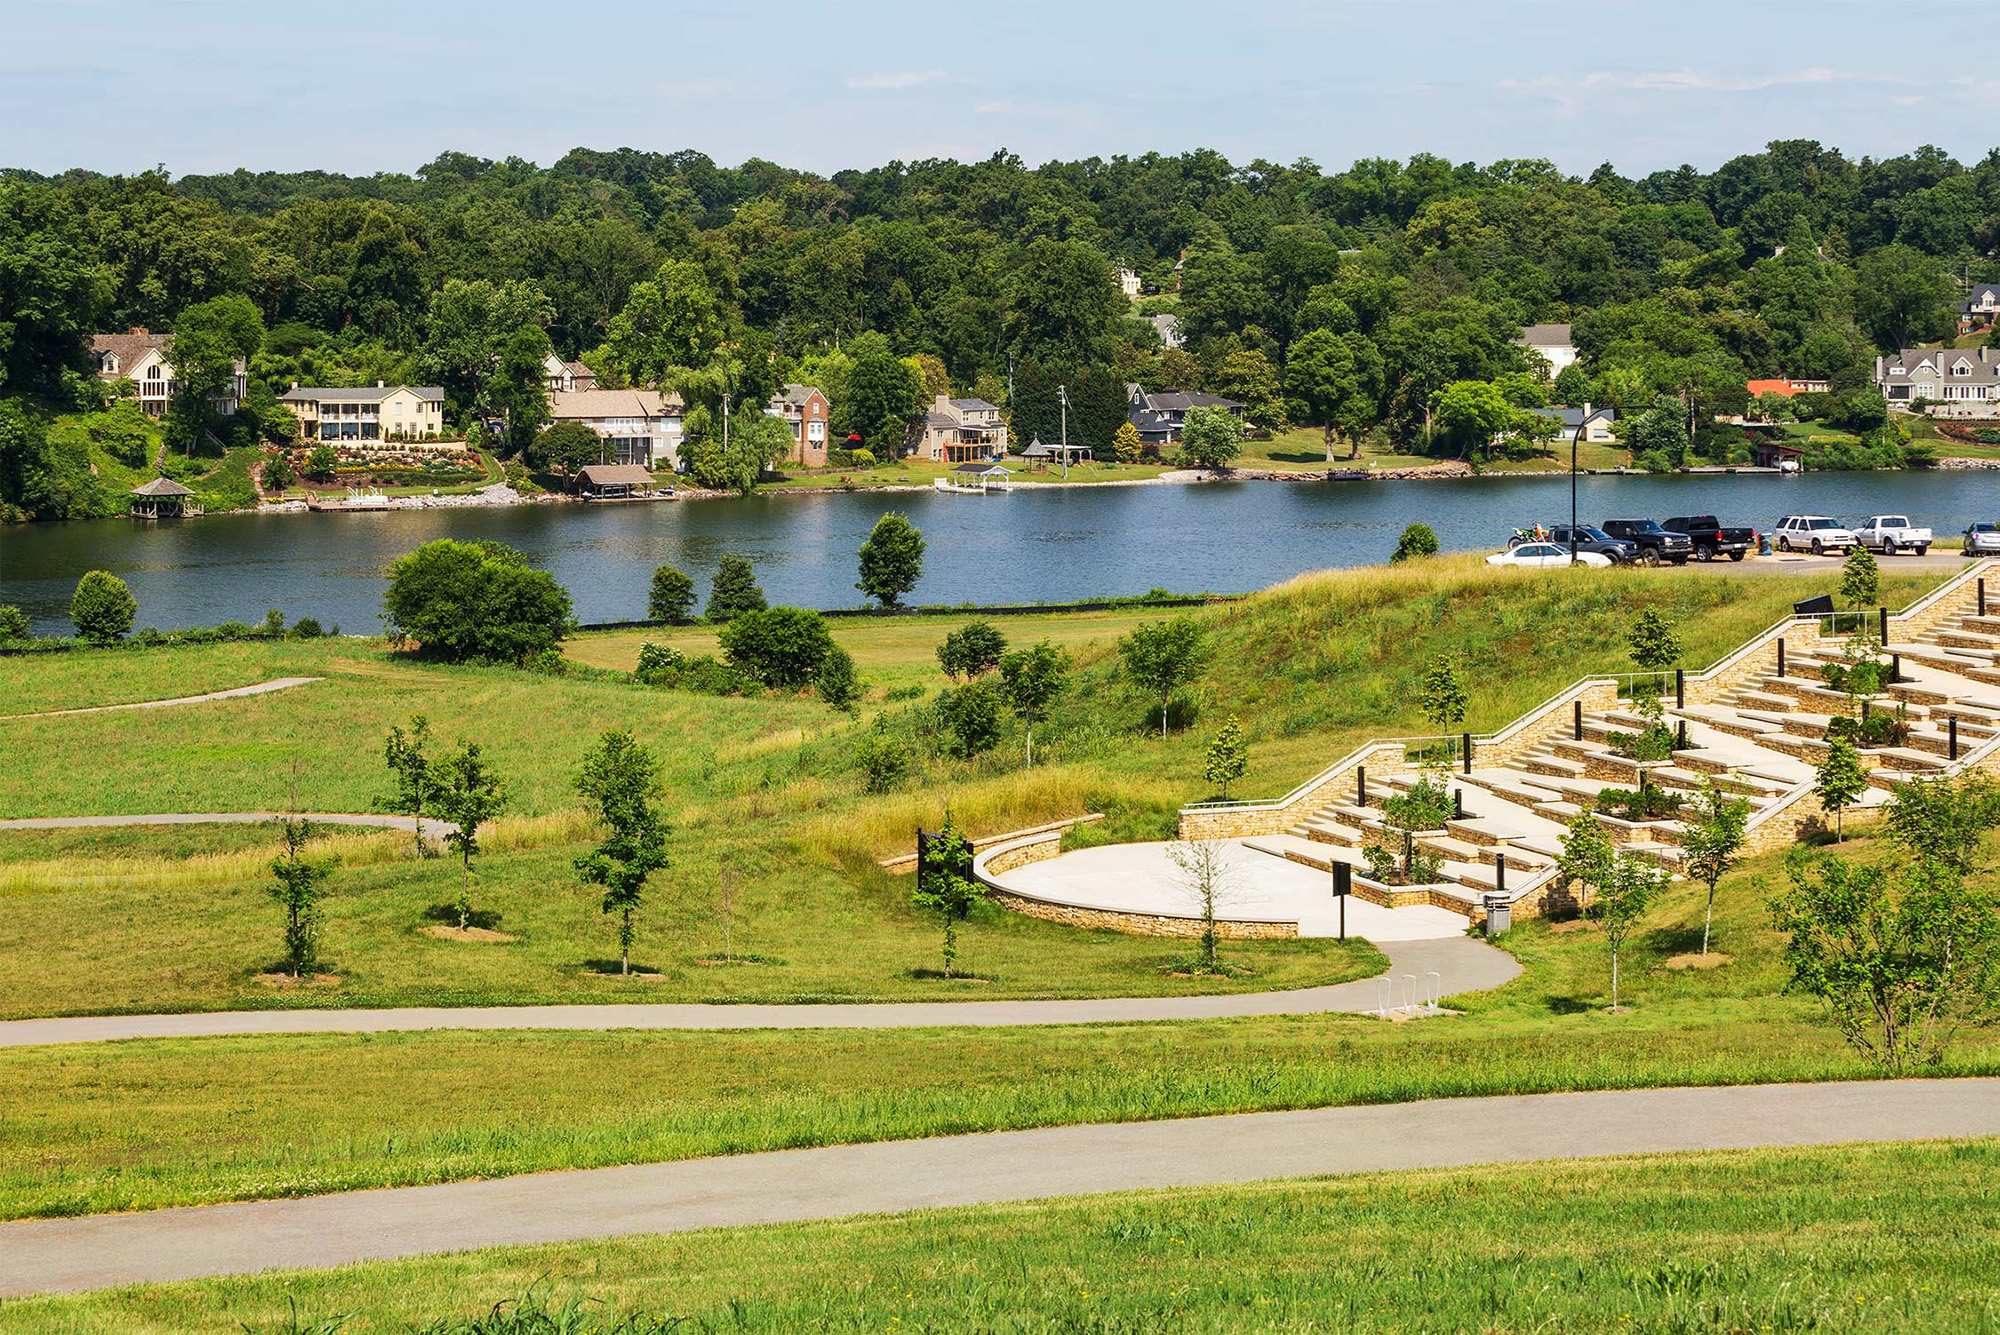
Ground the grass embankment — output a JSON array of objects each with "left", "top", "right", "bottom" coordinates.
[
  {"left": 1244, "top": 425, "right": 1632, "bottom": 474},
  {"left": 760, "top": 457, "right": 1175, "bottom": 489},
  {"left": 5, "top": 823, "right": 1995, "bottom": 1219},
  {"left": 10, "top": 1140, "right": 1997, "bottom": 1334},
  {"left": 0, "top": 559, "right": 1948, "bottom": 1017},
  {"left": 49, "top": 408, "right": 265, "bottom": 512}
]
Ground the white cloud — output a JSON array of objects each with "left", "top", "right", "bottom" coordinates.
[{"left": 847, "top": 70, "right": 947, "bottom": 91}]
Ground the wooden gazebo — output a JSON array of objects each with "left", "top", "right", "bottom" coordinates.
[{"left": 129, "top": 476, "right": 194, "bottom": 518}]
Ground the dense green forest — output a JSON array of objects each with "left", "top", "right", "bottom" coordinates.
[{"left": 3, "top": 140, "right": 1997, "bottom": 519}]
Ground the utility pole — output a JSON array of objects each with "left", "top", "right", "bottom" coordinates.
[
  {"left": 1058, "top": 384, "right": 1070, "bottom": 480},
  {"left": 723, "top": 391, "right": 731, "bottom": 451},
  {"left": 1007, "top": 353, "right": 1014, "bottom": 408}
]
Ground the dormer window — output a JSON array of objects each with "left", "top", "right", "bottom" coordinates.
[{"left": 102, "top": 354, "right": 118, "bottom": 374}]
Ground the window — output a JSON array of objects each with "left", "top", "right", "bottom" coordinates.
[{"left": 807, "top": 421, "right": 825, "bottom": 441}]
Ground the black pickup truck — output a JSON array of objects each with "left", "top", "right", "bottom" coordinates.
[
  {"left": 1662, "top": 515, "right": 1756, "bottom": 562},
  {"left": 1599, "top": 518, "right": 1693, "bottom": 565}
]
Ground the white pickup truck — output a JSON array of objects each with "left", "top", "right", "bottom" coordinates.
[{"left": 1854, "top": 515, "right": 1933, "bottom": 556}]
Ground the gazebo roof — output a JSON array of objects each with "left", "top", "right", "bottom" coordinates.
[
  {"left": 130, "top": 476, "right": 194, "bottom": 497},
  {"left": 1021, "top": 438, "right": 1055, "bottom": 458},
  {"left": 952, "top": 462, "right": 1012, "bottom": 475},
  {"left": 577, "top": 464, "right": 655, "bottom": 487}
]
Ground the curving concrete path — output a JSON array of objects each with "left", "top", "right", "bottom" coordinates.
[
  {"left": 0, "top": 676, "right": 321, "bottom": 720},
  {"left": 0, "top": 936, "right": 1515, "bottom": 1048},
  {"left": 1, "top": 1078, "right": 1992, "bottom": 1296}
]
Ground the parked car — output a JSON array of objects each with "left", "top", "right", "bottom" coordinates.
[
  {"left": 1773, "top": 514, "right": 1859, "bottom": 555},
  {"left": 1545, "top": 525, "right": 1641, "bottom": 564},
  {"left": 1662, "top": 515, "right": 1756, "bottom": 562},
  {"left": 1488, "top": 542, "right": 1612, "bottom": 569},
  {"left": 1853, "top": 515, "right": 1933, "bottom": 556},
  {"left": 1965, "top": 522, "right": 2000, "bottom": 556},
  {"left": 1599, "top": 519, "right": 1693, "bottom": 565}
]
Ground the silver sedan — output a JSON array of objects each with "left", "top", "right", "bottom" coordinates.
[{"left": 1965, "top": 522, "right": 2000, "bottom": 556}]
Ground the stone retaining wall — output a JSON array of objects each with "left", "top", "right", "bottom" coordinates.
[{"left": 985, "top": 887, "right": 1298, "bottom": 939}]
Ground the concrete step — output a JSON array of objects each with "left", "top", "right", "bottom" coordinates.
[
  {"left": 1524, "top": 756, "right": 1586, "bottom": 779},
  {"left": 1295, "top": 818, "right": 1365, "bottom": 847}
]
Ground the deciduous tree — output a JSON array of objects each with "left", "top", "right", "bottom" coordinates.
[
  {"left": 856, "top": 512, "right": 926, "bottom": 607},
  {"left": 1203, "top": 713, "right": 1249, "bottom": 798},
  {"left": 432, "top": 741, "right": 506, "bottom": 931},
  {"left": 575, "top": 729, "right": 671, "bottom": 976},
  {"left": 70, "top": 570, "right": 137, "bottom": 644},
  {"left": 999, "top": 640, "right": 1069, "bottom": 767},
  {"left": 1120, "top": 616, "right": 1209, "bottom": 735}
]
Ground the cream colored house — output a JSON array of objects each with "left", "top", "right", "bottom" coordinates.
[
  {"left": 916, "top": 394, "right": 1007, "bottom": 462},
  {"left": 1515, "top": 323, "right": 1579, "bottom": 376},
  {"left": 279, "top": 383, "right": 447, "bottom": 442},
  {"left": 91, "top": 328, "right": 246, "bottom": 418},
  {"left": 548, "top": 388, "right": 685, "bottom": 468},
  {"left": 541, "top": 351, "right": 598, "bottom": 393}
]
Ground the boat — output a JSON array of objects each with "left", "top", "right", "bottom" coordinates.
[{"left": 307, "top": 487, "right": 394, "bottom": 512}]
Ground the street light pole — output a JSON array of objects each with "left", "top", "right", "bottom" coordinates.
[
  {"left": 1058, "top": 383, "right": 1070, "bottom": 480},
  {"left": 1570, "top": 417, "right": 1584, "bottom": 566}
]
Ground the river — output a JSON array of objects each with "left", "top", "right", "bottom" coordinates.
[{"left": 4, "top": 471, "right": 1999, "bottom": 635}]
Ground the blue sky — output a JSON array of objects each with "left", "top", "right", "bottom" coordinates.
[{"left": 3, "top": 0, "right": 1995, "bottom": 178}]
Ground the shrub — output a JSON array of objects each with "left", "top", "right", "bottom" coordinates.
[
  {"left": 856, "top": 511, "right": 926, "bottom": 607},
  {"left": 292, "top": 616, "right": 324, "bottom": 639},
  {"left": 1594, "top": 785, "right": 1687, "bottom": 821},
  {"left": 0, "top": 604, "right": 29, "bottom": 641},
  {"left": 1391, "top": 523, "right": 1439, "bottom": 563},
  {"left": 647, "top": 565, "right": 697, "bottom": 624},
  {"left": 817, "top": 645, "right": 862, "bottom": 711},
  {"left": 1381, "top": 772, "right": 1455, "bottom": 831},
  {"left": 303, "top": 444, "right": 337, "bottom": 481},
  {"left": 382, "top": 539, "right": 574, "bottom": 664},
  {"left": 262, "top": 452, "right": 294, "bottom": 491},
  {"left": 706, "top": 554, "right": 767, "bottom": 622},
  {"left": 937, "top": 678, "right": 1006, "bottom": 756},
  {"left": 937, "top": 621, "right": 1007, "bottom": 679},
  {"left": 717, "top": 606, "right": 835, "bottom": 688},
  {"left": 634, "top": 642, "right": 684, "bottom": 680},
  {"left": 70, "top": 571, "right": 137, "bottom": 644},
  {"left": 856, "top": 731, "right": 910, "bottom": 792}
]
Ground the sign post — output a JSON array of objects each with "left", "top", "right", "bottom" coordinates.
[{"left": 1332, "top": 861, "right": 1351, "bottom": 941}]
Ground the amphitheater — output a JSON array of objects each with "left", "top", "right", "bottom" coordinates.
[{"left": 978, "top": 563, "right": 2000, "bottom": 941}]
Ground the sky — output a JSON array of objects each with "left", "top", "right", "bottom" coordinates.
[{"left": 3, "top": 0, "right": 1996, "bottom": 180}]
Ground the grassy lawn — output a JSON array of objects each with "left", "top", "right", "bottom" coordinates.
[
  {"left": 760, "top": 457, "right": 1174, "bottom": 489},
  {"left": 1245, "top": 425, "right": 1631, "bottom": 474},
  {"left": 9, "top": 1139, "right": 1997, "bottom": 1333},
  {"left": 5, "top": 822, "right": 1995, "bottom": 1219},
  {"left": 0, "top": 557, "right": 1949, "bottom": 1018}
]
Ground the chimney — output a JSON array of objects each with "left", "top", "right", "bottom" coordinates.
[
  {"left": 129, "top": 326, "right": 148, "bottom": 336},
  {"left": 377, "top": 379, "right": 385, "bottom": 389}
]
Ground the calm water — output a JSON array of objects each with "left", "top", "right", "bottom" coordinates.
[{"left": 4, "top": 472, "right": 1999, "bottom": 634}]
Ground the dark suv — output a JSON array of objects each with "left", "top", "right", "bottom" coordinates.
[
  {"left": 1546, "top": 525, "right": 1641, "bottom": 564},
  {"left": 1599, "top": 518, "right": 1693, "bottom": 566}
]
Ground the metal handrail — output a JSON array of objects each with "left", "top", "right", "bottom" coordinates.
[{"left": 1181, "top": 563, "right": 1987, "bottom": 817}]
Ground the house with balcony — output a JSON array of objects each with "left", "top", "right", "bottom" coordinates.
[
  {"left": 1125, "top": 385, "right": 1244, "bottom": 449},
  {"left": 1876, "top": 347, "right": 2000, "bottom": 416},
  {"left": 541, "top": 352, "right": 598, "bottom": 393},
  {"left": 1745, "top": 376, "right": 1830, "bottom": 400},
  {"left": 280, "top": 383, "right": 446, "bottom": 442},
  {"left": 916, "top": 394, "right": 1007, "bottom": 462},
  {"left": 548, "top": 388, "right": 685, "bottom": 468},
  {"left": 90, "top": 328, "right": 246, "bottom": 419},
  {"left": 1957, "top": 283, "right": 2000, "bottom": 334},
  {"left": 765, "top": 383, "right": 831, "bottom": 467}
]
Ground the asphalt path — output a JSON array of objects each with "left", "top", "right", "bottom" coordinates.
[
  {"left": 2, "top": 1078, "right": 1992, "bottom": 1296},
  {"left": 0, "top": 935, "right": 1517, "bottom": 1047}
]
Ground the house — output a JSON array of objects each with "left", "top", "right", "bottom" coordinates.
[
  {"left": 1525, "top": 403, "right": 1617, "bottom": 444},
  {"left": 765, "top": 383, "right": 831, "bottom": 467},
  {"left": 1515, "top": 323, "right": 1579, "bottom": 376},
  {"left": 1117, "top": 267, "right": 1142, "bottom": 298},
  {"left": 547, "top": 389, "right": 685, "bottom": 468},
  {"left": 576, "top": 463, "right": 660, "bottom": 499},
  {"left": 1958, "top": 283, "right": 2000, "bottom": 333},
  {"left": 916, "top": 395, "right": 1008, "bottom": 462},
  {"left": 1745, "top": 376, "right": 1830, "bottom": 400},
  {"left": 1125, "top": 385, "right": 1244, "bottom": 448},
  {"left": 540, "top": 352, "right": 598, "bottom": 394},
  {"left": 1148, "top": 313, "right": 1184, "bottom": 350},
  {"left": 279, "top": 383, "right": 446, "bottom": 442},
  {"left": 90, "top": 328, "right": 246, "bottom": 419},
  {"left": 1875, "top": 347, "right": 2000, "bottom": 415}
]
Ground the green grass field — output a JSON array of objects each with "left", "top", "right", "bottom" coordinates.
[
  {"left": 5, "top": 822, "right": 1994, "bottom": 1220},
  {"left": 0, "top": 558, "right": 1948, "bottom": 1018},
  {"left": 8, "top": 1139, "right": 1995, "bottom": 1334}
]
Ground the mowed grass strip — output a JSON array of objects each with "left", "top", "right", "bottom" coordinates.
[
  {"left": 4, "top": 828, "right": 1995, "bottom": 1220},
  {"left": 7, "top": 1140, "right": 1996, "bottom": 1333}
]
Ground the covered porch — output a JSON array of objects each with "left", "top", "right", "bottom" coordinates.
[{"left": 129, "top": 476, "right": 194, "bottom": 518}]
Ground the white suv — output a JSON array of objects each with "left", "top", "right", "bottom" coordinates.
[{"left": 1773, "top": 514, "right": 1858, "bottom": 555}]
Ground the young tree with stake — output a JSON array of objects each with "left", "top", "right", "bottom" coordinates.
[
  {"left": 1168, "top": 837, "right": 1241, "bottom": 975},
  {"left": 1417, "top": 654, "right": 1468, "bottom": 734},
  {"left": 1681, "top": 779, "right": 1750, "bottom": 956},
  {"left": 575, "top": 729, "right": 671, "bottom": 976},
  {"left": 1600, "top": 852, "right": 1665, "bottom": 1010},
  {"left": 1554, "top": 810, "right": 1615, "bottom": 917},
  {"left": 432, "top": 741, "right": 506, "bottom": 930},
  {"left": 377, "top": 714, "right": 435, "bottom": 857},
  {"left": 1815, "top": 736, "right": 1868, "bottom": 842},
  {"left": 1627, "top": 608, "right": 1682, "bottom": 695},
  {"left": 1204, "top": 713, "right": 1249, "bottom": 798},
  {"left": 912, "top": 813, "right": 983, "bottom": 977},
  {"left": 267, "top": 816, "right": 337, "bottom": 979},
  {"left": 998, "top": 640, "right": 1068, "bottom": 766}
]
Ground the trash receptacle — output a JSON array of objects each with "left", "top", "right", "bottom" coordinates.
[{"left": 1483, "top": 892, "right": 1512, "bottom": 936}]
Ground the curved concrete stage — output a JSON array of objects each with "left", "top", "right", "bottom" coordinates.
[
  {"left": 0, "top": 935, "right": 1518, "bottom": 1048},
  {"left": 988, "top": 839, "right": 1469, "bottom": 941}
]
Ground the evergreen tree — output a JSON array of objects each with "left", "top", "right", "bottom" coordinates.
[
  {"left": 705, "top": 555, "right": 766, "bottom": 622},
  {"left": 647, "top": 565, "right": 696, "bottom": 624},
  {"left": 1840, "top": 545, "right": 1880, "bottom": 608}
]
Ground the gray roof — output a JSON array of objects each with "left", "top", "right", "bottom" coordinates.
[
  {"left": 131, "top": 475, "right": 194, "bottom": 497},
  {"left": 1528, "top": 405, "right": 1616, "bottom": 428},
  {"left": 948, "top": 397, "right": 1000, "bottom": 412},
  {"left": 1517, "top": 323, "right": 1574, "bottom": 346},
  {"left": 771, "top": 383, "right": 824, "bottom": 407},
  {"left": 1020, "top": 439, "right": 1054, "bottom": 457},
  {"left": 1877, "top": 347, "right": 2000, "bottom": 383},
  {"left": 1133, "top": 390, "right": 1243, "bottom": 415},
  {"left": 280, "top": 384, "right": 444, "bottom": 403}
]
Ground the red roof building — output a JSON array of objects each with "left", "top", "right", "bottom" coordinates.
[{"left": 1746, "top": 376, "right": 1830, "bottom": 399}]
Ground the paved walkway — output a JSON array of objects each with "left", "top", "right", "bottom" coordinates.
[
  {"left": 2, "top": 1078, "right": 1992, "bottom": 1296},
  {"left": 0, "top": 676, "right": 321, "bottom": 720},
  {"left": 0, "top": 936, "right": 1517, "bottom": 1048}
]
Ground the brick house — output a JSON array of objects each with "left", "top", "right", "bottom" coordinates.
[{"left": 765, "top": 383, "right": 831, "bottom": 467}]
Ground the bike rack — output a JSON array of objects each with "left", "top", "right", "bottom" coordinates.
[
  {"left": 1424, "top": 971, "right": 1442, "bottom": 1013},
  {"left": 1375, "top": 976, "right": 1392, "bottom": 1018},
  {"left": 1400, "top": 973, "right": 1419, "bottom": 1014}
]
